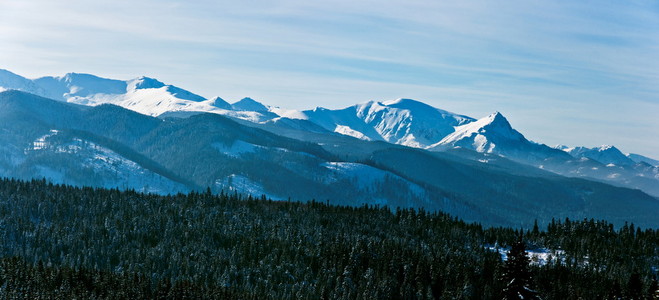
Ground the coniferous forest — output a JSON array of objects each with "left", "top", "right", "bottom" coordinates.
[{"left": 0, "top": 178, "right": 657, "bottom": 299}]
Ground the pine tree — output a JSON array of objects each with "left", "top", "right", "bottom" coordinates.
[{"left": 501, "top": 236, "right": 540, "bottom": 300}]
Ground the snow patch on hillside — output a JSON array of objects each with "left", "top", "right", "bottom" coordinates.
[
  {"left": 26, "top": 134, "right": 187, "bottom": 194},
  {"left": 334, "top": 125, "right": 370, "bottom": 140},
  {"left": 269, "top": 107, "right": 308, "bottom": 120},
  {"left": 488, "top": 246, "right": 567, "bottom": 266},
  {"left": 32, "top": 130, "right": 60, "bottom": 150}
]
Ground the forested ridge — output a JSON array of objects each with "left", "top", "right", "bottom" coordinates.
[{"left": 0, "top": 178, "right": 657, "bottom": 299}]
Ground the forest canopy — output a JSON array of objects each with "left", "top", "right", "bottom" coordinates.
[{"left": 0, "top": 178, "right": 656, "bottom": 299}]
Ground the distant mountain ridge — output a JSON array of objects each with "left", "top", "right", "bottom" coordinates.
[
  {"left": 1, "top": 68, "right": 657, "bottom": 197},
  {"left": 556, "top": 145, "right": 637, "bottom": 166},
  {"left": 2, "top": 89, "right": 659, "bottom": 229}
]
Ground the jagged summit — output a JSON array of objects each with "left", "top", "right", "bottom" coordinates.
[
  {"left": 596, "top": 145, "right": 615, "bottom": 151},
  {"left": 427, "top": 111, "right": 524, "bottom": 153},
  {"left": 482, "top": 112, "right": 515, "bottom": 131}
]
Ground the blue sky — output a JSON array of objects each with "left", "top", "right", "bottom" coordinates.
[{"left": 1, "top": 0, "right": 658, "bottom": 157}]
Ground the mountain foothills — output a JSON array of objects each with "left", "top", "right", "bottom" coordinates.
[{"left": 0, "top": 69, "right": 658, "bottom": 228}]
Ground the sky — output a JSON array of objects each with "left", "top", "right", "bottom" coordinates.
[{"left": 1, "top": 0, "right": 658, "bottom": 158}]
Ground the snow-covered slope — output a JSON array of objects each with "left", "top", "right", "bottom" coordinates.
[
  {"left": 0, "top": 70, "right": 277, "bottom": 123},
  {"left": 24, "top": 130, "right": 188, "bottom": 194},
  {"left": 232, "top": 97, "right": 268, "bottom": 111},
  {"left": 298, "top": 98, "right": 474, "bottom": 147},
  {"left": 207, "top": 96, "right": 232, "bottom": 110},
  {"left": 35, "top": 72, "right": 128, "bottom": 100},
  {"left": 426, "top": 112, "right": 568, "bottom": 162},
  {"left": 556, "top": 145, "right": 636, "bottom": 166},
  {"left": 548, "top": 144, "right": 659, "bottom": 196},
  {"left": 428, "top": 112, "right": 521, "bottom": 152},
  {"left": 0, "top": 69, "right": 47, "bottom": 95}
]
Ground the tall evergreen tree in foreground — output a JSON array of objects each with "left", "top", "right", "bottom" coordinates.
[{"left": 502, "top": 235, "right": 540, "bottom": 300}]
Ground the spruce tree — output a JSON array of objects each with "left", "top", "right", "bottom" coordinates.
[{"left": 501, "top": 236, "right": 540, "bottom": 300}]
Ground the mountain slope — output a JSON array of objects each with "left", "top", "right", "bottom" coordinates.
[
  {"left": 0, "top": 70, "right": 276, "bottom": 123},
  {"left": 0, "top": 90, "right": 190, "bottom": 193},
  {"left": 2, "top": 69, "right": 658, "bottom": 200},
  {"left": 232, "top": 97, "right": 268, "bottom": 111},
  {"left": 550, "top": 144, "right": 659, "bottom": 196},
  {"left": 427, "top": 112, "right": 571, "bottom": 162},
  {"left": 2, "top": 90, "right": 659, "bottom": 227},
  {"left": 367, "top": 147, "right": 659, "bottom": 228},
  {"left": 0, "top": 69, "right": 46, "bottom": 95},
  {"left": 0, "top": 90, "right": 437, "bottom": 213},
  {"left": 628, "top": 153, "right": 659, "bottom": 167},
  {"left": 557, "top": 145, "right": 636, "bottom": 166},
  {"left": 299, "top": 98, "right": 474, "bottom": 147}
]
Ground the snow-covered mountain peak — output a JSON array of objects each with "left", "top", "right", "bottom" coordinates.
[
  {"left": 300, "top": 99, "right": 477, "bottom": 148},
  {"left": 232, "top": 97, "right": 268, "bottom": 112},
  {"left": 483, "top": 111, "right": 508, "bottom": 126},
  {"left": 128, "top": 76, "right": 166, "bottom": 90},
  {"left": 381, "top": 98, "right": 436, "bottom": 110},
  {"left": 206, "top": 96, "right": 232, "bottom": 109},
  {"left": 62, "top": 72, "right": 96, "bottom": 81},
  {"left": 554, "top": 144, "right": 572, "bottom": 151},
  {"left": 560, "top": 144, "right": 634, "bottom": 166},
  {"left": 0, "top": 69, "right": 46, "bottom": 95},
  {"left": 427, "top": 112, "right": 527, "bottom": 153},
  {"left": 125, "top": 77, "right": 205, "bottom": 102},
  {"left": 48, "top": 73, "right": 128, "bottom": 98},
  {"left": 460, "top": 112, "right": 515, "bottom": 134},
  {"left": 596, "top": 145, "right": 615, "bottom": 151},
  {"left": 381, "top": 98, "right": 415, "bottom": 106}
]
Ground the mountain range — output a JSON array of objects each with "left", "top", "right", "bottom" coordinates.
[{"left": 1, "top": 69, "right": 657, "bottom": 228}]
